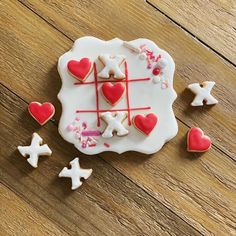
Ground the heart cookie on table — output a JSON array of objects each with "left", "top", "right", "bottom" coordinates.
[
  {"left": 187, "top": 127, "right": 212, "bottom": 152},
  {"left": 57, "top": 36, "right": 178, "bottom": 155},
  {"left": 28, "top": 102, "right": 55, "bottom": 125}
]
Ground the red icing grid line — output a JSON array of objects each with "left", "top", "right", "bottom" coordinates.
[
  {"left": 124, "top": 61, "right": 131, "bottom": 125},
  {"left": 76, "top": 107, "right": 151, "bottom": 113},
  {"left": 74, "top": 77, "right": 150, "bottom": 85},
  {"left": 93, "top": 63, "right": 100, "bottom": 127},
  {"left": 75, "top": 61, "right": 151, "bottom": 127}
]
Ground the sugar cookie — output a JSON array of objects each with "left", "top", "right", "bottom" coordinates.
[
  {"left": 133, "top": 113, "right": 158, "bottom": 136},
  {"left": 28, "top": 102, "right": 55, "bottom": 125},
  {"left": 57, "top": 37, "right": 178, "bottom": 155},
  {"left": 59, "top": 157, "right": 92, "bottom": 190},
  {"left": 101, "top": 82, "right": 125, "bottom": 106},
  {"left": 17, "top": 133, "right": 52, "bottom": 168},
  {"left": 67, "top": 58, "right": 93, "bottom": 82},
  {"left": 188, "top": 81, "right": 218, "bottom": 106},
  {"left": 101, "top": 111, "right": 129, "bottom": 138},
  {"left": 98, "top": 54, "right": 126, "bottom": 79},
  {"left": 187, "top": 127, "right": 212, "bottom": 152}
]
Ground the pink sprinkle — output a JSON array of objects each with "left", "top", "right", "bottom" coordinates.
[
  {"left": 74, "top": 126, "right": 80, "bottom": 131},
  {"left": 75, "top": 117, "right": 80, "bottom": 122},
  {"left": 140, "top": 44, "right": 146, "bottom": 50},
  {"left": 82, "top": 122, "right": 87, "bottom": 129},
  {"left": 67, "top": 124, "right": 75, "bottom": 132},
  {"left": 155, "top": 54, "right": 161, "bottom": 62},
  {"left": 161, "top": 81, "right": 168, "bottom": 89},
  {"left": 104, "top": 143, "right": 110, "bottom": 148},
  {"left": 150, "top": 56, "right": 155, "bottom": 61},
  {"left": 75, "top": 132, "right": 81, "bottom": 139},
  {"left": 81, "top": 130, "right": 101, "bottom": 136},
  {"left": 82, "top": 142, "right": 87, "bottom": 148},
  {"left": 147, "top": 64, "right": 152, "bottom": 69}
]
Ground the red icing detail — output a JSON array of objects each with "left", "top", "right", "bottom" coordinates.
[
  {"left": 93, "top": 63, "right": 100, "bottom": 127},
  {"left": 133, "top": 113, "right": 158, "bottom": 136},
  {"left": 67, "top": 58, "right": 92, "bottom": 82},
  {"left": 104, "top": 143, "right": 110, "bottom": 148},
  {"left": 88, "top": 143, "right": 96, "bottom": 147},
  {"left": 152, "top": 67, "right": 161, "bottom": 76},
  {"left": 124, "top": 61, "right": 131, "bottom": 126},
  {"left": 76, "top": 107, "right": 151, "bottom": 113},
  {"left": 101, "top": 82, "right": 125, "bottom": 106},
  {"left": 28, "top": 102, "right": 55, "bottom": 125},
  {"left": 187, "top": 127, "right": 212, "bottom": 152}
]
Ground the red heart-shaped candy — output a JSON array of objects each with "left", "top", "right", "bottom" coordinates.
[
  {"left": 187, "top": 127, "right": 212, "bottom": 152},
  {"left": 67, "top": 58, "right": 93, "bottom": 82},
  {"left": 101, "top": 82, "right": 125, "bottom": 106},
  {"left": 28, "top": 102, "right": 55, "bottom": 125},
  {"left": 133, "top": 113, "right": 158, "bottom": 135}
]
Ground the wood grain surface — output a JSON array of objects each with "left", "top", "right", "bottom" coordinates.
[
  {"left": 12, "top": 0, "right": 236, "bottom": 158},
  {"left": 0, "top": 183, "right": 68, "bottom": 235},
  {"left": 1, "top": 0, "right": 236, "bottom": 235},
  {"left": 0, "top": 84, "right": 199, "bottom": 235},
  {"left": 148, "top": 0, "right": 236, "bottom": 64}
]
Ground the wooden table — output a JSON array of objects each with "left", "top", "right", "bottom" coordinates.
[{"left": 1, "top": 1, "right": 236, "bottom": 235}]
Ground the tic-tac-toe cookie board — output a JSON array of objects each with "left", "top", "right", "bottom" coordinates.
[{"left": 57, "top": 36, "right": 178, "bottom": 155}]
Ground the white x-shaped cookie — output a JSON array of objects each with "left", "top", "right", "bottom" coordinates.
[
  {"left": 188, "top": 81, "right": 218, "bottom": 106},
  {"left": 17, "top": 133, "right": 52, "bottom": 168},
  {"left": 101, "top": 111, "right": 129, "bottom": 138},
  {"left": 98, "top": 54, "right": 126, "bottom": 79},
  {"left": 59, "top": 158, "right": 92, "bottom": 190}
]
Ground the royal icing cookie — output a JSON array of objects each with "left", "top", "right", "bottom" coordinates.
[
  {"left": 187, "top": 127, "right": 212, "bottom": 152},
  {"left": 58, "top": 37, "right": 178, "bottom": 154},
  {"left": 101, "top": 111, "right": 129, "bottom": 138},
  {"left": 98, "top": 54, "right": 126, "bottom": 79},
  {"left": 17, "top": 133, "right": 52, "bottom": 168},
  {"left": 59, "top": 157, "right": 92, "bottom": 190},
  {"left": 133, "top": 113, "right": 158, "bottom": 136},
  {"left": 67, "top": 58, "right": 93, "bottom": 82},
  {"left": 188, "top": 81, "right": 218, "bottom": 106},
  {"left": 28, "top": 102, "right": 55, "bottom": 125},
  {"left": 101, "top": 82, "right": 125, "bottom": 106}
]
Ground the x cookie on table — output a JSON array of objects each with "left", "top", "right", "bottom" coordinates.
[
  {"left": 59, "top": 158, "right": 93, "bottom": 190},
  {"left": 17, "top": 133, "right": 52, "bottom": 168},
  {"left": 98, "top": 54, "right": 126, "bottom": 79},
  {"left": 188, "top": 81, "right": 218, "bottom": 106}
]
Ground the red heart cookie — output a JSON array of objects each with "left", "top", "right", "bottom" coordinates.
[
  {"left": 101, "top": 82, "right": 125, "bottom": 106},
  {"left": 28, "top": 102, "right": 55, "bottom": 125},
  {"left": 187, "top": 127, "right": 212, "bottom": 152},
  {"left": 67, "top": 58, "right": 93, "bottom": 82},
  {"left": 133, "top": 113, "right": 158, "bottom": 136}
]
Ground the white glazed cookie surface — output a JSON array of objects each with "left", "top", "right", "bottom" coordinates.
[{"left": 58, "top": 36, "right": 178, "bottom": 155}]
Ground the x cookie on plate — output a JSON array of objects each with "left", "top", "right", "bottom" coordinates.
[
  {"left": 57, "top": 36, "right": 178, "bottom": 155},
  {"left": 98, "top": 54, "right": 126, "bottom": 79},
  {"left": 101, "top": 111, "right": 129, "bottom": 138}
]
